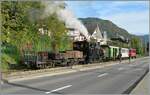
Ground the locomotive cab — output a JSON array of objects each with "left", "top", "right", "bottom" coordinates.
[{"left": 73, "top": 41, "right": 103, "bottom": 64}]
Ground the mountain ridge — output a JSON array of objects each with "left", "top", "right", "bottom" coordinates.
[
  {"left": 138, "top": 34, "right": 149, "bottom": 44},
  {"left": 79, "top": 17, "right": 131, "bottom": 39},
  {"left": 79, "top": 17, "right": 148, "bottom": 43}
]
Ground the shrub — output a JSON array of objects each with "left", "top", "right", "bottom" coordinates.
[{"left": 0, "top": 53, "right": 16, "bottom": 72}]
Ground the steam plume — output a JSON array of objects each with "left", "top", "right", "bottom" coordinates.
[{"left": 42, "top": 1, "right": 90, "bottom": 41}]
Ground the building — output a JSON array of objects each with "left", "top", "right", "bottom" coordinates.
[
  {"left": 66, "top": 28, "right": 85, "bottom": 41},
  {"left": 84, "top": 23, "right": 107, "bottom": 45}
]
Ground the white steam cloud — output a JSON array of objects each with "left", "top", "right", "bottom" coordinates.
[{"left": 42, "top": 1, "right": 90, "bottom": 41}]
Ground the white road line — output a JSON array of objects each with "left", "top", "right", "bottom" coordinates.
[
  {"left": 129, "top": 68, "right": 143, "bottom": 72},
  {"left": 45, "top": 85, "right": 72, "bottom": 94},
  {"left": 118, "top": 67, "right": 124, "bottom": 70},
  {"left": 129, "top": 64, "right": 139, "bottom": 66},
  {"left": 97, "top": 73, "right": 108, "bottom": 78},
  {"left": 129, "top": 64, "right": 134, "bottom": 67},
  {"left": 134, "top": 69, "right": 143, "bottom": 71}
]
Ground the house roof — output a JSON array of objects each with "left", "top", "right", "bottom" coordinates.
[
  {"left": 84, "top": 23, "right": 99, "bottom": 35},
  {"left": 92, "top": 25, "right": 103, "bottom": 39},
  {"left": 84, "top": 23, "right": 104, "bottom": 39}
]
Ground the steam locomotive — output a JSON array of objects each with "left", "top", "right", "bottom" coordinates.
[{"left": 23, "top": 40, "right": 136, "bottom": 69}]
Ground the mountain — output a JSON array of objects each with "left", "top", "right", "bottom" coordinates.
[
  {"left": 79, "top": 17, "right": 134, "bottom": 40},
  {"left": 139, "top": 34, "right": 149, "bottom": 44}
]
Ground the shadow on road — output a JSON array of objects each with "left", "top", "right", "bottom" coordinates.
[{"left": 3, "top": 80, "right": 63, "bottom": 94}]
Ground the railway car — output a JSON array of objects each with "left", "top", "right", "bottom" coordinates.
[
  {"left": 23, "top": 50, "right": 84, "bottom": 68},
  {"left": 129, "top": 49, "right": 136, "bottom": 58},
  {"left": 101, "top": 45, "right": 119, "bottom": 60},
  {"left": 121, "top": 48, "right": 129, "bottom": 59},
  {"left": 100, "top": 45, "right": 109, "bottom": 60},
  {"left": 48, "top": 52, "right": 67, "bottom": 66},
  {"left": 24, "top": 51, "right": 55, "bottom": 68},
  {"left": 101, "top": 45, "right": 131, "bottom": 60},
  {"left": 24, "top": 51, "right": 37, "bottom": 68},
  {"left": 64, "top": 50, "right": 84, "bottom": 65},
  {"left": 109, "top": 46, "right": 119, "bottom": 60}
]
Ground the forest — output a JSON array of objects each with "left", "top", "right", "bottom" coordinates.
[{"left": 1, "top": 1, "right": 72, "bottom": 71}]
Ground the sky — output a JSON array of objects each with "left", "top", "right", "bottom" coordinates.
[{"left": 66, "top": 1, "right": 149, "bottom": 36}]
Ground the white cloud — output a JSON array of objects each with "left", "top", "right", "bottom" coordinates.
[
  {"left": 66, "top": 1, "right": 149, "bottom": 35},
  {"left": 102, "top": 10, "right": 149, "bottom": 35},
  {"left": 91, "top": 1, "right": 149, "bottom": 35},
  {"left": 91, "top": 1, "right": 149, "bottom": 16}
]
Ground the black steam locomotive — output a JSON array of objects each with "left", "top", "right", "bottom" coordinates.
[{"left": 73, "top": 40, "right": 104, "bottom": 63}]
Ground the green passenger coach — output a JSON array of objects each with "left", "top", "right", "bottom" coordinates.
[{"left": 101, "top": 45, "right": 120, "bottom": 60}]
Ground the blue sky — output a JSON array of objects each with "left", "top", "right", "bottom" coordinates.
[{"left": 66, "top": 1, "right": 149, "bottom": 35}]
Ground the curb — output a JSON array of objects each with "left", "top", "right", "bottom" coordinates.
[{"left": 122, "top": 67, "right": 149, "bottom": 94}]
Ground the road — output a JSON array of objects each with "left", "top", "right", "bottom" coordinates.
[{"left": 1, "top": 57, "right": 149, "bottom": 94}]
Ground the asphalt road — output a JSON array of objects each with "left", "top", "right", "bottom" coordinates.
[{"left": 1, "top": 57, "right": 149, "bottom": 94}]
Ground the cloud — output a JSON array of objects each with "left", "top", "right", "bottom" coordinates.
[
  {"left": 66, "top": 1, "right": 149, "bottom": 35},
  {"left": 91, "top": 1, "right": 149, "bottom": 16},
  {"left": 102, "top": 10, "right": 149, "bottom": 35}
]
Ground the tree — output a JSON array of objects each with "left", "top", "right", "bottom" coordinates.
[
  {"left": 1, "top": 1, "right": 43, "bottom": 65},
  {"left": 41, "top": 14, "right": 71, "bottom": 52},
  {"left": 130, "top": 36, "right": 143, "bottom": 55},
  {"left": 1, "top": 1, "right": 71, "bottom": 69}
]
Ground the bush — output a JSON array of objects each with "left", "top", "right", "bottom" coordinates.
[{"left": 0, "top": 53, "right": 16, "bottom": 72}]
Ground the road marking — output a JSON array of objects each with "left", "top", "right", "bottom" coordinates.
[
  {"left": 45, "top": 85, "right": 72, "bottom": 94},
  {"left": 97, "top": 73, "right": 108, "bottom": 78},
  {"left": 130, "top": 68, "right": 143, "bottom": 72},
  {"left": 129, "top": 64, "right": 138, "bottom": 67},
  {"left": 129, "top": 64, "right": 133, "bottom": 66},
  {"left": 134, "top": 69, "right": 143, "bottom": 71},
  {"left": 130, "top": 64, "right": 140, "bottom": 67},
  {"left": 118, "top": 67, "right": 125, "bottom": 70}
]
